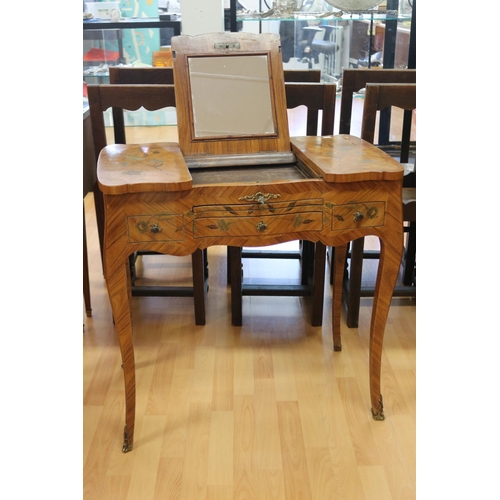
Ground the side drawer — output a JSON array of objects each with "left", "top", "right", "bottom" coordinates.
[
  {"left": 193, "top": 211, "right": 323, "bottom": 238},
  {"left": 331, "top": 201, "right": 385, "bottom": 230},
  {"left": 127, "top": 214, "right": 185, "bottom": 243}
]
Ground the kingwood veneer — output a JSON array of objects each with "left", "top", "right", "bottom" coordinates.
[{"left": 97, "top": 134, "right": 403, "bottom": 452}]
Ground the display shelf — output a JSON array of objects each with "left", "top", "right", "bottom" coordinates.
[
  {"left": 83, "top": 17, "right": 181, "bottom": 31},
  {"left": 230, "top": 0, "right": 414, "bottom": 79},
  {"left": 233, "top": 4, "right": 413, "bottom": 82},
  {"left": 236, "top": 11, "right": 410, "bottom": 22}
]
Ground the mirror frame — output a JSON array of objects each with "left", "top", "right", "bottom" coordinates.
[{"left": 172, "top": 33, "right": 291, "bottom": 159}]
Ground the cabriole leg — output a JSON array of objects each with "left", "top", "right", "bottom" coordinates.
[
  {"left": 106, "top": 258, "right": 136, "bottom": 452},
  {"left": 369, "top": 235, "right": 403, "bottom": 420}
]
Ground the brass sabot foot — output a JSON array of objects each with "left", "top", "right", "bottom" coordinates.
[
  {"left": 122, "top": 425, "right": 133, "bottom": 453},
  {"left": 371, "top": 395, "right": 385, "bottom": 421}
]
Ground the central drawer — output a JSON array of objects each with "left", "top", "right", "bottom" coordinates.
[
  {"left": 192, "top": 197, "right": 324, "bottom": 238},
  {"left": 193, "top": 211, "right": 323, "bottom": 238}
]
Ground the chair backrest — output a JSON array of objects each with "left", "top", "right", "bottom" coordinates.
[
  {"left": 109, "top": 66, "right": 174, "bottom": 85},
  {"left": 284, "top": 69, "right": 321, "bottom": 82},
  {"left": 340, "top": 68, "right": 416, "bottom": 134},
  {"left": 109, "top": 67, "right": 320, "bottom": 85},
  {"left": 340, "top": 68, "right": 416, "bottom": 164},
  {"left": 285, "top": 82, "right": 336, "bottom": 136},
  {"left": 109, "top": 66, "right": 321, "bottom": 84},
  {"left": 361, "top": 82, "right": 416, "bottom": 189},
  {"left": 87, "top": 84, "right": 176, "bottom": 165},
  {"left": 361, "top": 83, "right": 416, "bottom": 144},
  {"left": 109, "top": 67, "right": 174, "bottom": 144}
]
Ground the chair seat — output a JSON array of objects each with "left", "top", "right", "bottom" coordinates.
[
  {"left": 402, "top": 163, "right": 415, "bottom": 176},
  {"left": 311, "top": 40, "right": 338, "bottom": 55}
]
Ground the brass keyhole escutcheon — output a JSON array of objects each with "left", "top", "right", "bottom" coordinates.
[
  {"left": 149, "top": 223, "right": 162, "bottom": 234},
  {"left": 256, "top": 221, "right": 268, "bottom": 232},
  {"left": 353, "top": 211, "right": 364, "bottom": 222}
]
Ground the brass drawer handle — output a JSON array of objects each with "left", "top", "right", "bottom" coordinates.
[
  {"left": 149, "top": 223, "right": 162, "bottom": 234},
  {"left": 353, "top": 211, "right": 364, "bottom": 222},
  {"left": 256, "top": 221, "right": 268, "bottom": 232}
]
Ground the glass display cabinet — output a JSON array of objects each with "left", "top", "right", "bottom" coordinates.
[
  {"left": 230, "top": 0, "right": 414, "bottom": 84},
  {"left": 83, "top": 18, "right": 181, "bottom": 84},
  {"left": 83, "top": 17, "right": 181, "bottom": 126}
]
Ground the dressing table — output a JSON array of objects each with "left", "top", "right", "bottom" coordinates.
[{"left": 93, "top": 32, "right": 404, "bottom": 452}]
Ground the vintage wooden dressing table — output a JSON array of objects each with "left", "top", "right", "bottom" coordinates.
[{"left": 93, "top": 32, "right": 404, "bottom": 452}]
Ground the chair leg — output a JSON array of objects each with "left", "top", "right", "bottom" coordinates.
[
  {"left": 344, "top": 238, "right": 365, "bottom": 328},
  {"left": 331, "top": 244, "right": 348, "bottom": 351},
  {"left": 93, "top": 184, "right": 105, "bottom": 263},
  {"left": 229, "top": 242, "right": 325, "bottom": 327},
  {"left": 191, "top": 249, "right": 207, "bottom": 326},
  {"left": 310, "top": 242, "right": 326, "bottom": 327},
  {"left": 300, "top": 240, "right": 315, "bottom": 286},
  {"left": 129, "top": 253, "right": 138, "bottom": 286},
  {"left": 226, "top": 246, "right": 233, "bottom": 284},
  {"left": 229, "top": 246, "right": 243, "bottom": 326},
  {"left": 203, "top": 249, "right": 209, "bottom": 281},
  {"left": 329, "top": 246, "right": 334, "bottom": 285},
  {"left": 402, "top": 222, "right": 416, "bottom": 286},
  {"left": 83, "top": 208, "right": 92, "bottom": 318}
]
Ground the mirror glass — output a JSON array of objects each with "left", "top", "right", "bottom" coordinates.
[{"left": 188, "top": 54, "right": 276, "bottom": 139}]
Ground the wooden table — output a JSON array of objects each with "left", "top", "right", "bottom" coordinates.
[{"left": 97, "top": 134, "right": 404, "bottom": 452}]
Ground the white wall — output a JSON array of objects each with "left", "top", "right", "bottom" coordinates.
[{"left": 180, "top": 0, "right": 225, "bottom": 35}]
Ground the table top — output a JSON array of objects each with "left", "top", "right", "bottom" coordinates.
[{"left": 97, "top": 135, "right": 403, "bottom": 195}]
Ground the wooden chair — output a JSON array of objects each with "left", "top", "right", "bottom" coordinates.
[
  {"left": 336, "top": 68, "right": 417, "bottom": 328},
  {"left": 107, "top": 67, "right": 209, "bottom": 307},
  {"left": 339, "top": 68, "right": 416, "bottom": 157},
  {"left": 83, "top": 107, "right": 97, "bottom": 317},
  {"left": 109, "top": 67, "right": 174, "bottom": 145},
  {"left": 344, "top": 82, "right": 416, "bottom": 327},
  {"left": 228, "top": 81, "right": 337, "bottom": 327},
  {"left": 87, "top": 83, "right": 208, "bottom": 325}
]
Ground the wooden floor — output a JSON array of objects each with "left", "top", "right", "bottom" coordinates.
[{"left": 83, "top": 198, "right": 416, "bottom": 499}]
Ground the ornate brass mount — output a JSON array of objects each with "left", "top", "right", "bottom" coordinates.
[{"left": 238, "top": 192, "right": 281, "bottom": 204}]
